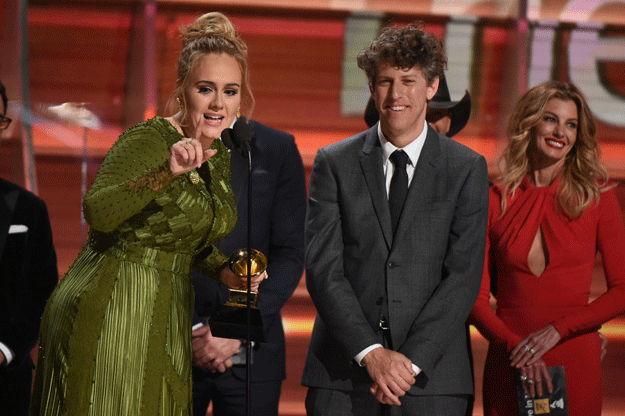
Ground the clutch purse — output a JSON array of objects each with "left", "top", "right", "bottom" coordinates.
[{"left": 517, "top": 366, "right": 568, "bottom": 415}]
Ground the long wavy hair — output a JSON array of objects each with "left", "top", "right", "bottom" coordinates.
[
  {"left": 169, "top": 12, "right": 254, "bottom": 124},
  {"left": 499, "top": 81, "right": 611, "bottom": 218}
]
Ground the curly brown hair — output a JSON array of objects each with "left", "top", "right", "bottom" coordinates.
[
  {"left": 169, "top": 12, "right": 254, "bottom": 122},
  {"left": 357, "top": 23, "right": 447, "bottom": 85},
  {"left": 499, "top": 81, "right": 612, "bottom": 218}
]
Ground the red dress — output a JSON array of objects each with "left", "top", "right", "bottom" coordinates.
[{"left": 470, "top": 177, "right": 625, "bottom": 416}]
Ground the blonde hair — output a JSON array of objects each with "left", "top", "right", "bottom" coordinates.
[
  {"left": 169, "top": 12, "right": 254, "bottom": 122},
  {"left": 499, "top": 81, "right": 611, "bottom": 218}
]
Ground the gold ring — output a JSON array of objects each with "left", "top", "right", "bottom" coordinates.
[
  {"left": 183, "top": 143, "right": 188, "bottom": 149},
  {"left": 529, "top": 348, "right": 536, "bottom": 355}
]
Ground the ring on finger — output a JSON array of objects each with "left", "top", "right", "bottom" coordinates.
[
  {"left": 183, "top": 143, "right": 189, "bottom": 149},
  {"left": 520, "top": 375, "right": 528, "bottom": 381},
  {"left": 524, "top": 344, "right": 531, "bottom": 352},
  {"left": 529, "top": 348, "right": 536, "bottom": 355},
  {"left": 526, "top": 379, "right": 535, "bottom": 384}
]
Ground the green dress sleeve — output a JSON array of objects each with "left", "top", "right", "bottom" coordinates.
[
  {"left": 192, "top": 245, "right": 229, "bottom": 279},
  {"left": 83, "top": 120, "right": 181, "bottom": 233}
]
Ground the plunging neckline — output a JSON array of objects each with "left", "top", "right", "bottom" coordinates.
[{"left": 519, "top": 176, "right": 559, "bottom": 279}]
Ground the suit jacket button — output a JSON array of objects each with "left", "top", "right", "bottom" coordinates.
[
  {"left": 388, "top": 261, "right": 396, "bottom": 268},
  {"left": 376, "top": 297, "right": 384, "bottom": 305}
]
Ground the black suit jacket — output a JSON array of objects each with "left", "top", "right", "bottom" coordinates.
[
  {"left": 0, "top": 178, "right": 58, "bottom": 413},
  {"left": 192, "top": 120, "right": 306, "bottom": 382},
  {"left": 302, "top": 125, "right": 488, "bottom": 395}
]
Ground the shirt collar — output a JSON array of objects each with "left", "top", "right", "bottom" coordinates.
[{"left": 377, "top": 120, "right": 429, "bottom": 166}]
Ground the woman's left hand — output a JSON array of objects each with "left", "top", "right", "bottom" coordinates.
[
  {"left": 519, "top": 358, "right": 553, "bottom": 398},
  {"left": 511, "top": 324, "right": 562, "bottom": 367}
]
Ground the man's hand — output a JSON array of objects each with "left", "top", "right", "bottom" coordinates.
[
  {"left": 219, "top": 267, "right": 266, "bottom": 292},
  {"left": 192, "top": 325, "right": 241, "bottom": 373},
  {"left": 361, "top": 347, "right": 416, "bottom": 405}
]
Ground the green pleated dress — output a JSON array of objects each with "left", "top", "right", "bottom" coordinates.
[{"left": 30, "top": 117, "right": 237, "bottom": 416}]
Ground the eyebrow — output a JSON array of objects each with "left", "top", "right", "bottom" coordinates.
[
  {"left": 544, "top": 111, "right": 577, "bottom": 122},
  {"left": 195, "top": 81, "right": 241, "bottom": 88}
]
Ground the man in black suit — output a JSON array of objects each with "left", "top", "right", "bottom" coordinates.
[
  {"left": 302, "top": 24, "right": 489, "bottom": 415},
  {"left": 191, "top": 119, "right": 306, "bottom": 415},
  {"left": 0, "top": 80, "right": 58, "bottom": 416}
]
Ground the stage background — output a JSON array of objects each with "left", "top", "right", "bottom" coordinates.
[{"left": 1, "top": 0, "right": 624, "bottom": 414}]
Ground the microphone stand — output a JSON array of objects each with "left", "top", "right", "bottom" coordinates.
[
  {"left": 244, "top": 140, "right": 252, "bottom": 416},
  {"left": 223, "top": 118, "right": 254, "bottom": 416}
]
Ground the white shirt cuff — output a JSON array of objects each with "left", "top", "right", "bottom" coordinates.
[
  {"left": 0, "top": 342, "right": 14, "bottom": 365},
  {"left": 355, "top": 344, "right": 383, "bottom": 366},
  {"left": 355, "top": 344, "right": 422, "bottom": 376}
]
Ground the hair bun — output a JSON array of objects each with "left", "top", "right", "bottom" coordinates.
[{"left": 181, "top": 12, "right": 238, "bottom": 46}]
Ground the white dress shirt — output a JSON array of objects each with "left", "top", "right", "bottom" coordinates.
[{"left": 354, "top": 120, "right": 429, "bottom": 376}]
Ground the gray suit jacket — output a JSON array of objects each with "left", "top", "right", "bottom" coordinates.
[{"left": 302, "top": 125, "right": 488, "bottom": 395}]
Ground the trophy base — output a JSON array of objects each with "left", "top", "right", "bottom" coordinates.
[{"left": 209, "top": 303, "right": 267, "bottom": 343}]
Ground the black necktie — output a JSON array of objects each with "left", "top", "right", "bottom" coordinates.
[{"left": 389, "top": 150, "right": 409, "bottom": 233}]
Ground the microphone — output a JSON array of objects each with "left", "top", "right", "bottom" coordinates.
[
  {"left": 220, "top": 117, "right": 253, "bottom": 156},
  {"left": 220, "top": 125, "right": 236, "bottom": 151},
  {"left": 231, "top": 116, "right": 253, "bottom": 154}
]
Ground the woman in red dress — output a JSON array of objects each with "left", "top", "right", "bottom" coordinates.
[{"left": 470, "top": 81, "right": 625, "bottom": 416}]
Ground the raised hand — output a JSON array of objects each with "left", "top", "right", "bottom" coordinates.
[{"left": 169, "top": 115, "right": 217, "bottom": 176}]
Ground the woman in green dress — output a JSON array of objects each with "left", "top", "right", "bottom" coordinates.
[{"left": 30, "top": 12, "right": 264, "bottom": 416}]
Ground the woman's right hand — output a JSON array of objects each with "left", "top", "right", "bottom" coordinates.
[
  {"left": 169, "top": 116, "right": 217, "bottom": 176},
  {"left": 519, "top": 358, "right": 553, "bottom": 398},
  {"left": 220, "top": 267, "right": 266, "bottom": 292}
]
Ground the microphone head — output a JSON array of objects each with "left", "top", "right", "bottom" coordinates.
[
  {"left": 232, "top": 116, "right": 253, "bottom": 147},
  {"left": 220, "top": 126, "right": 235, "bottom": 151}
]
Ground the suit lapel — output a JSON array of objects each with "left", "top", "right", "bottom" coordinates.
[
  {"left": 0, "top": 184, "right": 18, "bottom": 260},
  {"left": 394, "top": 127, "right": 441, "bottom": 241},
  {"left": 360, "top": 127, "right": 393, "bottom": 249}
]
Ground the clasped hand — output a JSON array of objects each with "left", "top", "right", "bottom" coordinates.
[
  {"left": 510, "top": 324, "right": 561, "bottom": 368},
  {"left": 192, "top": 324, "right": 241, "bottom": 373},
  {"left": 362, "top": 347, "right": 416, "bottom": 406},
  {"left": 511, "top": 324, "right": 561, "bottom": 398}
]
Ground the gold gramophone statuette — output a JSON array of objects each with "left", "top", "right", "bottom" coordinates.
[
  {"left": 226, "top": 249, "right": 268, "bottom": 308},
  {"left": 209, "top": 248, "right": 268, "bottom": 342}
]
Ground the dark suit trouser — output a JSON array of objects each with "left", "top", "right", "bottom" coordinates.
[
  {"left": 305, "top": 388, "right": 469, "bottom": 416},
  {"left": 0, "top": 366, "right": 32, "bottom": 416},
  {"left": 192, "top": 367, "right": 282, "bottom": 416}
]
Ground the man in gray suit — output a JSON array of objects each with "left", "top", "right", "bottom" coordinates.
[{"left": 302, "top": 23, "right": 489, "bottom": 415}]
